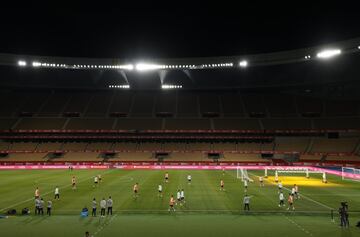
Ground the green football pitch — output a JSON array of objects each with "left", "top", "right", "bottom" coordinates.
[{"left": 0, "top": 169, "right": 359, "bottom": 237}]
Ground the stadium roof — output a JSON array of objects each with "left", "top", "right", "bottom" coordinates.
[{"left": 1, "top": 37, "right": 359, "bottom": 70}]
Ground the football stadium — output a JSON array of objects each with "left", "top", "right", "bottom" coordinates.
[{"left": 0, "top": 7, "right": 360, "bottom": 237}]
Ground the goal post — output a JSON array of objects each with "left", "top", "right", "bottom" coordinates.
[
  {"left": 341, "top": 167, "right": 360, "bottom": 182},
  {"left": 236, "top": 168, "right": 253, "bottom": 182}
]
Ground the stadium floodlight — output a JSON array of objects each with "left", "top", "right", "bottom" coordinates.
[
  {"left": 18, "top": 60, "right": 27, "bottom": 66},
  {"left": 136, "top": 63, "right": 165, "bottom": 71},
  {"left": 162, "top": 84, "right": 182, "bottom": 89},
  {"left": 316, "top": 49, "right": 341, "bottom": 59},
  {"left": 32, "top": 61, "right": 41, "bottom": 67},
  {"left": 117, "top": 64, "right": 134, "bottom": 70},
  {"left": 239, "top": 60, "right": 248, "bottom": 67}
]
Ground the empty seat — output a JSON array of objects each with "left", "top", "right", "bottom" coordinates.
[
  {"left": 115, "top": 118, "right": 162, "bottom": 130},
  {"left": 165, "top": 119, "right": 211, "bottom": 130},
  {"left": 262, "top": 119, "right": 312, "bottom": 130},
  {"left": 214, "top": 119, "right": 261, "bottom": 130},
  {"left": 15, "top": 118, "right": 67, "bottom": 130},
  {"left": 66, "top": 118, "right": 115, "bottom": 129},
  {"left": 275, "top": 138, "right": 310, "bottom": 152},
  {"left": 311, "top": 138, "right": 358, "bottom": 153}
]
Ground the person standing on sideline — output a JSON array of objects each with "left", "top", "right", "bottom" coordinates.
[
  {"left": 54, "top": 186, "right": 60, "bottom": 200},
  {"left": 91, "top": 198, "right": 97, "bottom": 217},
  {"left": 107, "top": 196, "right": 113, "bottom": 215},
  {"left": 35, "top": 198, "right": 40, "bottom": 215},
  {"left": 47, "top": 200, "right": 52, "bottom": 216},
  {"left": 243, "top": 194, "right": 251, "bottom": 211},
  {"left": 39, "top": 198, "right": 45, "bottom": 215},
  {"left": 100, "top": 198, "right": 106, "bottom": 217}
]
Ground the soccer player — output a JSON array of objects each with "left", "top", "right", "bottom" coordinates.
[
  {"left": 187, "top": 174, "right": 192, "bottom": 184},
  {"left": 278, "top": 191, "right": 285, "bottom": 207},
  {"left": 244, "top": 178, "right": 248, "bottom": 192},
  {"left": 133, "top": 183, "right": 139, "bottom": 198},
  {"left": 158, "top": 184, "right": 163, "bottom": 198},
  {"left": 93, "top": 175, "right": 99, "bottom": 188},
  {"left": 107, "top": 196, "right": 113, "bottom": 215},
  {"left": 98, "top": 174, "right": 102, "bottom": 183},
  {"left": 278, "top": 181, "right": 283, "bottom": 193},
  {"left": 181, "top": 189, "right": 185, "bottom": 204},
  {"left": 176, "top": 189, "right": 181, "bottom": 205},
  {"left": 287, "top": 193, "right": 295, "bottom": 210},
  {"left": 39, "top": 198, "right": 44, "bottom": 215},
  {"left": 259, "top": 176, "right": 264, "bottom": 187},
  {"left": 220, "top": 179, "right": 225, "bottom": 191},
  {"left": 54, "top": 186, "right": 60, "bottom": 200},
  {"left": 294, "top": 184, "right": 300, "bottom": 199},
  {"left": 322, "top": 172, "right": 327, "bottom": 183},
  {"left": 291, "top": 186, "right": 296, "bottom": 197},
  {"left": 92, "top": 198, "right": 97, "bottom": 217},
  {"left": 165, "top": 172, "right": 169, "bottom": 183},
  {"left": 47, "top": 200, "right": 52, "bottom": 216},
  {"left": 100, "top": 198, "right": 106, "bottom": 217},
  {"left": 72, "top": 176, "right": 76, "bottom": 190},
  {"left": 168, "top": 195, "right": 176, "bottom": 212},
  {"left": 274, "top": 170, "right": 279, "bottom": 183},
  {"left": 35, "top": 187, "right": 40, "bottom": 199},
  {"left": 243, "top": 194, "right": 251, "bottom": 211}
]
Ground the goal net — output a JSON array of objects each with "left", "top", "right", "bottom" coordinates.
[
  {"left": 341, "top": 167, "right": 360, "bottom": 182},
  {"left": 264, "top": 168, "right": 326, "bottom": 181},
  {"left": 236, "top": 168, "right": 253, "bottom": 182}
]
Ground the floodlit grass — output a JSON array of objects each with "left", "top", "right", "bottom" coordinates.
[{"left": 0, "top": 169, "right": 359, "bottom": 237}]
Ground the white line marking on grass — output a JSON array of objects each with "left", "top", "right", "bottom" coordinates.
[
  {"left": 0, "top": 169, "right": 115, "bottom": 212},
  {"left": 93, "top": 214, "right": 117, "bottom": 236},
  {"left": 284, "top": 215, "right": 313, "bottom": 236}
]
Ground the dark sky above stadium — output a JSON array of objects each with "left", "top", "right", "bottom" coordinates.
[{"left": 1, "top": 5, "right": 360, "bottom": 59}]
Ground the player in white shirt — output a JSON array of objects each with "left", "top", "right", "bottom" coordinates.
[
  {"left": 291, "top": 187, "right": 296, "bottom": 196},
  {"left": 294, "top": 184, "right": 300, "bottom": 199},
  {"left": 180, "top": 189, "right": 185, "bottom": 204},
  {"left": 278, "top": 191, "right": 285, "bottom": 207},
  {"left": 100, "top": 198, "right": 106, "bottom": 217},
  {"left": 259, "top": 176, "right": 264, "bottom": 187},
  {"left": 158, "top": 184, "right": 163, "bottom": 198},
  {"left": 278, "top": 181, "right": 283, "bottom": 193},
  {"left": 176, "top": 190, "right": 181, "bottom": 206},
  {"left": 54, "top": 186, "right": 60, "bottom": 200},
  {"left": 322, "top": 172, "right": 327, "bottom": 183},
  {"left": 187, "top": 174, "right": 192, "bottom": 184},
  {"left": 274, "top": 171, "right": 279, "bottom": 183},
  {"left": 93, "top": 176, "right": 99, "bottom": 188}
]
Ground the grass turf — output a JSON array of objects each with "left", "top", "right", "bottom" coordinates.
[{"left": 0, "top": 169, "right": 359, "bottom": 237}]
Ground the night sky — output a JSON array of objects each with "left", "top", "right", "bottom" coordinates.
[{"left": 1, "top": 5, "right": 360, "bottom": 59}]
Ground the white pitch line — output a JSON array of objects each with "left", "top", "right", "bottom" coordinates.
[
  {"left": 0, "top": 169, "right": 115, "bottom": 212},
  {"left": 284, "top": 215, "right": 313, "bottom": 236},
  {"left": 93, "top": 214, "right": 117, "bottom": 236}
]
